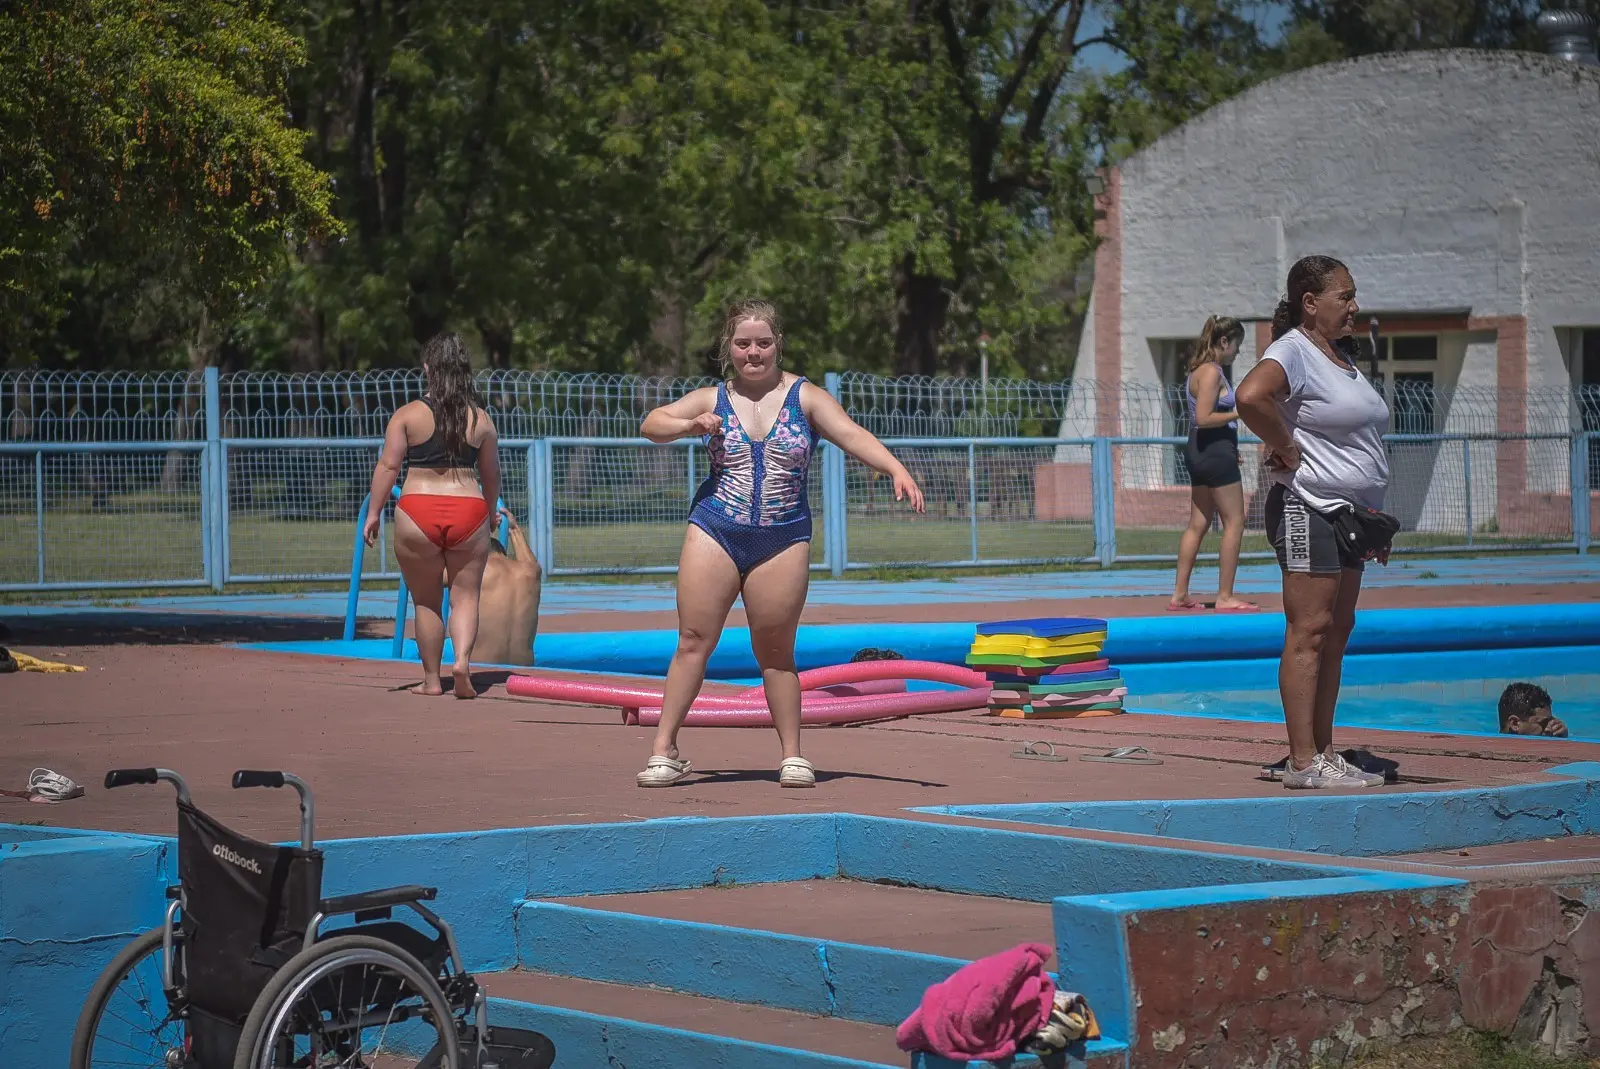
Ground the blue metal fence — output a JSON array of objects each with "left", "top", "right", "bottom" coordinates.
[{"left": 0, "top": 367, "right": 1594, "bottom": 591}]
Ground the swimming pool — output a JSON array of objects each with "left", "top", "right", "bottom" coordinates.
[
  {"left": 242, "top": 604, "right": 1600, "bottom": 739},
  {"left": 1123, "top": 645, "right": 1600, "bottom": 739},
  {"left": 1133, "top": 671, "right": 1599, "bottom": 737}
]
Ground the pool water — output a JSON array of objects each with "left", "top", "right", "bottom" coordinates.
[{"left": 1132, "top": 671, "right": 1600, "bottom": 739}]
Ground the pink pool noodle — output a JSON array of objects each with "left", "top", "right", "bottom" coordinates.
[
  {"left": 507, "top": 660, "right": 986, "bottom": 709},
  {"left": 633, "top": 685, "right": 993, "bottom": 727},
  {"left": 779, "top": 660, "right": 987, "bottom": 692},
  {"left": 810, "top": 678, "right": 906, "bottom": 697},
  {"left": 505, "top": 676, "right": 766, "bottom": 709}
]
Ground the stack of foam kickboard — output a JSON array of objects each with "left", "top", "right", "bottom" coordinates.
[{"left": 967, "top": 617, "right": 1125, "bottom": 719}]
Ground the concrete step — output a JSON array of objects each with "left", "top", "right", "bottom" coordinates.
[
  {"left": 546, "top": 879, "right": 1056, "bottom": 959},
  {"left": 483, "top": 970, "right": 1128, "bottom": 1069},
  {"left": 484, "top": 969, "right": 905, "bottom": 1065}
]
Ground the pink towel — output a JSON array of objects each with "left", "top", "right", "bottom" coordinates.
[{"left": 895, "top": 942, "right": 1056, "bottom": 1061}]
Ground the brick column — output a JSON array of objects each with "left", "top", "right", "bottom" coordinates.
[
  {"left": 1092, "top": 167, "right": 1122, "bottom": 438},
  {"left": 1254, "top": 321, "right": 1273, "bottom": 363},
  {"left": 1467, "top": 315, "right": 1528, "bottom": 531}
]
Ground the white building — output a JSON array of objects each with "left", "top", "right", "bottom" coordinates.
[{"left": 1050, "top": 31, "right": 1600, "bottom": 540}]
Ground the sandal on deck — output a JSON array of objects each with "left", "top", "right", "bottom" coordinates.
[
  {"left": 1166, "top": 599, "right": 1205, "bottom": 613},
  {"left": 778, "top": 757, "right": 817, "bottom": 788},
  {"left": 1081, "top": 746, "right": 1164, "bottom": 766},
  {"left": 0, "top": 768, "right": 85, "bottom": 804},
  {"left": 1012, "top": 741, "right": 1070, "bottom": 763},
  {"left": 636, "top": 755, "right": 693, "bottom": 788}
]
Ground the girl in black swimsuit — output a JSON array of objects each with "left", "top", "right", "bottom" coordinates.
[{"left": 1170, "top": 316, "right": 1258, "bottom": 613}]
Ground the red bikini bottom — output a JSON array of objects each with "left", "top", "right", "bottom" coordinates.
[{"left": 396, "top": 495, "right": 491, "bottom": 549}]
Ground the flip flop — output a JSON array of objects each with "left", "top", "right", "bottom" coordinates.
[
  {"left": 1214, "top": 603, "right": 1261, "bottom": 614},
  {"left": 1012, "top": 741, "right": 1069, "bottom": 762},
  {"left": 1166, "top": 600, "right": 1205, "bottom": 613},
  {"left": 1081, "top": 746, "right": 1164, "bottom": 765}
]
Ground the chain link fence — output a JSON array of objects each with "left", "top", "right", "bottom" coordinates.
[
  {"left": 841, "top": 440, "right": 1098, "bottom": 567},
  {"left": 537, "top": 439, "right": 828, "bottom": 574},
  {"left": 0, "top": 443, "right": 210, "bottom": 589},
  {"left": 831, "top": 372, "right": 1593, "bottom": 442},
  {"left": 12, "top": 369, "right": 1592, "bottom": 444},
  {"left": 1, "top": 368, "right": 1594, "bottom": 589},
  {"left": 1101, "top": 435, "right": 1586, "bottom": 563}
]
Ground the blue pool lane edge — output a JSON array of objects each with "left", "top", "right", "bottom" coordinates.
[{"left": 239, "top": 602, "right": 1600, "bottom": 677}]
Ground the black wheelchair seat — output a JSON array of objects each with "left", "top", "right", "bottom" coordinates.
[{"left": 320, "top": 919, "right": 448, "bottom": 975}]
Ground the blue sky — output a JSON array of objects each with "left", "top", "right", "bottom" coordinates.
[{"left": 1076, "top": 1, "right": 1295, "bottom": 71}]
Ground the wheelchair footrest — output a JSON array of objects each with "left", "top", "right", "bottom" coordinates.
[{"left": 463, "top": 1025, "right": 556, "bottom": 1069}]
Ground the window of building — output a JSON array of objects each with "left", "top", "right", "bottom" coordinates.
[
  {"left": 1357, "top": 335, "right": 1438, "bottom": 363},
  {"left": 1356, "top": 333, "right": 1439, "bottom": 410},
  {"left": 1162, "top": 337, "right": 1197, "bottom": 431},
  {"left": 1163, "top": 338, "right": 1198, "bottom": 482},
  {"left": 1390, "top": 336, "right": 1438, "bottom": 361},
  {"left": 1391, "top": 372, "right": 1438, "bottom": 435}
]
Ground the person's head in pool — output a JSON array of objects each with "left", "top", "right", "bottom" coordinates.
[{"left": 1498, "top": 683, "right": 1568, "bottom": 738}]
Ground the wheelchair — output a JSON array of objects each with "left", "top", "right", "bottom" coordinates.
[{"left": 69, "top": 768, "right": 555, "bottom": 1069}]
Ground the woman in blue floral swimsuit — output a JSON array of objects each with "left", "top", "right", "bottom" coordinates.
[{"left": 638, "top": 300, "right": 925, "bottom": 789}]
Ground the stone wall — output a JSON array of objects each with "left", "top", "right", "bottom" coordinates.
[{"left": 1120, "top": 880, "right": 1600, "bottom": 1068}]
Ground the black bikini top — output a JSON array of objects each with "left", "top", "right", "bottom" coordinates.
[{"left": 406, "top": 397, "right": 479, "bottom": 469}]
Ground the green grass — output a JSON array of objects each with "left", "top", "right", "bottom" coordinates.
[
  {"left": 1336, "top": 1032, "right": 1592, "bottom": 1069},
  {"left": 0, "top": 503, "right": 1584, "bottom": 596}
]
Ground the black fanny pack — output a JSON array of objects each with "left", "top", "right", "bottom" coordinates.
[{"left": 1323, "top": 503, "right": 1401, "bottom": 567}]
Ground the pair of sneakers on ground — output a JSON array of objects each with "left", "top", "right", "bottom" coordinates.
[
  {"left": 1262, "top": 748, "right": 1396, "bottom": 789},
  {"left": 635, "top": 754, "right": 816, "bottom": 789}
]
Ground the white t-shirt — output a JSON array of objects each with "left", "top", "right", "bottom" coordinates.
[{"left": 1262, "top": 329, "right": 1390, "bottom": 512}]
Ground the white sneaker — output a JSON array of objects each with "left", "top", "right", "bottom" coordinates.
[
  {"left": 1328, "top": 751, "right": 1387, "bottom": 787},
  {"left": 1282, "top": 753, "right": 1376, "bottom": 790},
  {"left": 778, "top": 757, "right": 816, "bottom": 788},
  {"left": 636, "top": 755, "right": 692, "bottom": 788}
]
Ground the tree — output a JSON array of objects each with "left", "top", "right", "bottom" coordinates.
[
  {"left": 4, "top": 0, "right": 1286, "bottom": 378},
  {"left": 0, "top": 0, "right": 339, "bottom": 365},
  {"left": 731, "top": 0, "right": 1274, "bottom": 378},
  {"left": 1086, "top": 0, "right": 1278, "bottom": 160},
  {"left": 247, "top": 0, "right": 811, "bottom": 374},
  {"left": 1280, "top": 0, "right": 1600, "bottom": 65}
]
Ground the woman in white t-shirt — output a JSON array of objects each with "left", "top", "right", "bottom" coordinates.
[{"left": 1235, "top": 255, "right": 1391, "bottom": 791}]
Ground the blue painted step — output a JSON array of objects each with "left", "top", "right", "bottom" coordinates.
[{"left": 506, "top": 900, "right": 1132, "bottom": 1068}]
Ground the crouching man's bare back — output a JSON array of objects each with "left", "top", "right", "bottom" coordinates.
[{"left": 473, "top": 508, "right": 541, "bottom": 667}]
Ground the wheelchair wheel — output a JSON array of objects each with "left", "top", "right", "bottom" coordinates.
[
  {"left": 233, "top": 933, "right": 462, "bottom": 1069},
  {"left": 70, "top": 927, "right": 190, "bottom": 1069}
]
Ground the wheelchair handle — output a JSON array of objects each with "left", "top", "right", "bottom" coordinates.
[
  {"left": 232, "top": 770, "right": 316, "bottom": 850},
  {"left": 106, "top": 768, "right": 158, "bottom": 788},
  {"left": 232, "top": 770, "right": 285, "bottom": 789},
  {"left": 105, "top": 768, "right": 191, "bottom": 804}
]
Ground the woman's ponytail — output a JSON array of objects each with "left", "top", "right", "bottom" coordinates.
[
  {"left": 1187, "top": 315, "right": 1245, "bottom": 372},
  {"left": 1271, "top": 298, "right": 1294, "bottom": 341}
]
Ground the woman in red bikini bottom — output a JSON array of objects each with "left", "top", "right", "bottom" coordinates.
[{"left": 363, "top": 333, "right": 501, "bottom": 697}]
